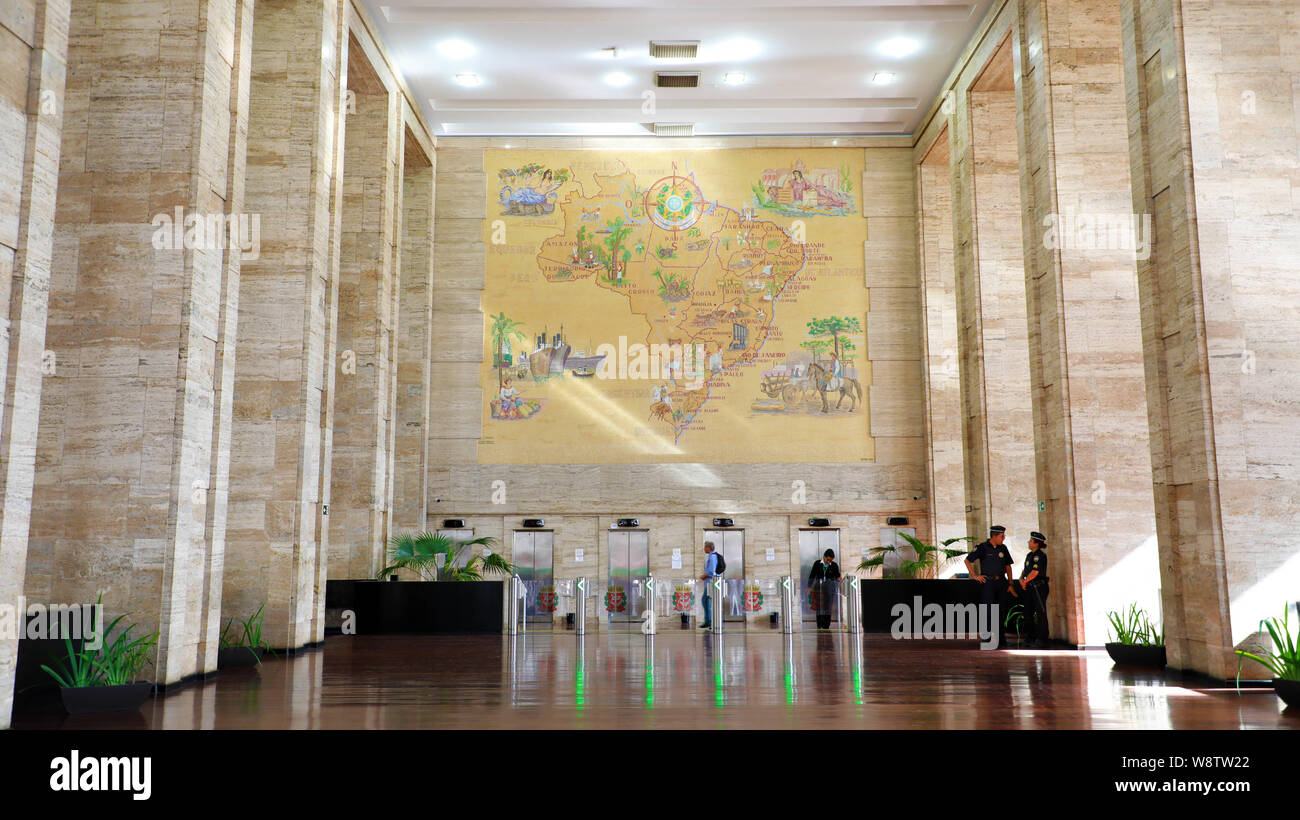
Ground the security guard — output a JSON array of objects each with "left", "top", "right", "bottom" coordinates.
[
  {"left": 1017, "top": 532, "right": 1050, "bottom": 648},
  {"left": 964, "top": 525, "right": 1015, "bottom": 619}
]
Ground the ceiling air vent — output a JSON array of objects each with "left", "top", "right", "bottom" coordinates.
[
  {"left": 651, "top": 123, "right": 695, "bottom": 137},
  {"left": 649, "top": 40, "right": 699, "bottom": 59},
  {"left": 655, "top": 71, "right": 700, "bottom": 88}
]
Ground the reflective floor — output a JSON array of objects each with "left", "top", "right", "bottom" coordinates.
[{"left": 13, "top": 632, "right": 1299, "bottom": 729}]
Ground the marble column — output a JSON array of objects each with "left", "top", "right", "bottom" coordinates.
[
  {"left": 0, "top": 0, "right": 68, "bottom": 729},
  {"left": 27, "top": 0, "right": 252, "bottom": 685}
]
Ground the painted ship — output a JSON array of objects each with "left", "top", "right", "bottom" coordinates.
[{"left": 527, "top": 326, "right": 605, "bottom": 378}]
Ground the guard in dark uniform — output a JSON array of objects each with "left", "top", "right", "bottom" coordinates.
[
  {"left": 1017, "top": 532, "right": 1050, "bottom": 648},
  {"left": 964, "top": 525, "right": 1015, "bottom": 621}
]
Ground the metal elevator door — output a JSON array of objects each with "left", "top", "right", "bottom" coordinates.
[
  {"left": 513, "top": 530, "right": 554, "bottom": 626},
  {"left": 704, "top": 529, "right": 745, "bottom": 622},
  {"left": 607, "top": 529, "right": 649, "bottom": 625},
  {"left": 798, "top": 529, "right": 841, "bottom": 623}
]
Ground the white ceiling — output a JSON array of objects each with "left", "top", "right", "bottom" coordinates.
[{"left": 362, "top": 0, "right": 993, "bottom": 137}]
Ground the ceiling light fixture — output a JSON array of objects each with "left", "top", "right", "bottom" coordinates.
[
  {"left": 438, "top": 39, "right": 476, "bottom": 60},
  {"left": 879, "top": 37, "right": 920, "bottom": 58},
  {"left": 601, "top": 46, "right": 619, "bottom": 59},
  {"left": 454, "top": 72, "right": 482, "bottom": 87},
  {"left": 604, "top": 71, "right": 633, "bottom": 87},
  {"left": 722, "top": 72, "right": 746, "bottom": 86},
  {"left": 711, "top": 38, "right": 761, "bottom": 61},
  {"left": 872, "top": 72, "right": 896, "bottom": 85}
]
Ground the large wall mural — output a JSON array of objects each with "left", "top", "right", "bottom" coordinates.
[{"left": 479, "top": 149, "right": 872, "bottom": 464}]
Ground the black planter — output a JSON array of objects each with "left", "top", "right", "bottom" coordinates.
[
  {"left": 59, "top": 682, "right": 153, "bottom": 715},
  {"left": 1274, "top": 678, "right": 1300, "bottom": 709},
  {"left": 333, "top": 580, "right": 503, "bottom": 634},
  {"left": 1105, "top": 643, "right": 1167, "bottom": 667},
  {"left": 217, "top": 646, "right": 264, "bottom": 669},
  {"left": 861, "top": 578, "right": 982, "bottom": 632}
]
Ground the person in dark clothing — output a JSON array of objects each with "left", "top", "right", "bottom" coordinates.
[
  {"left": 1017, "top": 531, "right": 1050, "bottom": 648},
  {"left": 808, "top": 549, "right": 841, "bottom": 629},
  {"left": 964, "top": 525, "right": 1015, "bottom": 627}
]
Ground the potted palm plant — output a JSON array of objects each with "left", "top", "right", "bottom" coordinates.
[
  {"left": 1235, "top": 605, "right": 1300, "bottom": 709},
  {"left": 855, "top": 533, "right": 978, "bottom": 632},
  {"left": 217, "top": 604, "right": 269, "bottom": 669},
  {"left": 343, "top": 532, "right": 513, "bottom": 634},
  {"left": 41, "top": 602, "right": 158, "bottom": 715},
  {"left": 1105, "top": 603, "right": 1166, "bottom": 667},
  {"left": 376, "top": 532, "right": 512, "bottom": 580}
]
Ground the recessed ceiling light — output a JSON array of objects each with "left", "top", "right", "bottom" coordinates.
[
  {"left": 711, "top": 38, "right": 761, "bottom": 61},
  {"left": 872, "top": 72, "right": 896, "bottom": 85},
  {"left": 604, "top": 71, "right": 633, "bottom": 87},
  {"left": 438, "top": 39, "right": 476, "bottom": 60},
  {"left": 879, "top": 37, "right": 920, "bottom": 59},
  {"left": 722, "top": 72, "right": 746, "bottom": 86},
  {"left": 454, "top": 72, "right": 482, "bottom": 87}
]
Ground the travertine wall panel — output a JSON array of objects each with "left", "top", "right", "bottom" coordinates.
[
  {"left": 1121, "top": 0, "right": 1300, "bottom": 677},
  {"left": 328, "top": 50, "right": 401, "bottom": 581},
  {"left": 916, "top": 132, "right": 968, "bottom": 554},
  {"left": 1015, "top": 0, "right": 1159, "bottom": 645},
  {"left": 28, "top": 0, "right": 251, "bottom": 686},
  {"left": 0, "top": 0, "right": 67, "bottom": 730},
  {"left": 224, "top": 0, "right": 348, "bottom": 648}
]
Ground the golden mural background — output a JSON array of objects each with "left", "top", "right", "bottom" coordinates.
[{"left": 479, "top": 148, "right": 872, "bottom": 464}]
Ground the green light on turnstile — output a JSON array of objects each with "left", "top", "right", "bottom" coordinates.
[
  {"left": 715, "top": 658, "right": 724, "bottom": 709},
  {"left": 852, "top": 662, "right": 862, "bottom": 706},
  {"left": 575, "top": 659, "right": 585, "bottom": 710},
  {"left": 645, "top": 664, "right": 654, "bottom": 709},
  {"left": 784, "top": 670, "right": 794, "bottom": 704}
]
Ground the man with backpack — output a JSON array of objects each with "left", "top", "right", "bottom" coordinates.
[{"left": 698, "top": 541, "right": 725, "bottom": 628}]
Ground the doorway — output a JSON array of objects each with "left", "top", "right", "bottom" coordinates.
[
  {"left": 798, "top": 529, "right": 841, "bottom": 624},
  {"left": 607, "top": 529, "right": 649, "bottom": 625},
  {"left": 704, "top": 529, "right": 746, "bottom": 623},
  {"left": 513, "top": 530, "right": 554, "bottom": 627}
]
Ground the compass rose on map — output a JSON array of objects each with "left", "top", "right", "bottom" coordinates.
[{"left": 646, "top": 175, "right": 704, "bottom": 231}]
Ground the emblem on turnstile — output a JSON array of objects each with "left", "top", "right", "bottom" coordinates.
[{"left": 743, "top": 583, "right": 763, "bottom": 612}]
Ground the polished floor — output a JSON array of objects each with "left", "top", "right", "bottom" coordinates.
[{"left": 13, "top": 631, "right": 1299, "bottom": 730}]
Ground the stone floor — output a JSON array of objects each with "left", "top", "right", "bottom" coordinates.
[{"left": 12, "top": 632, "right": 1298, "bottom": 730}]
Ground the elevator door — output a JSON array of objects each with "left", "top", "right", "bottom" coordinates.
[
  {"left": 513, "top": 530, "right": 554, "bottom": 626},
  {"left": 798, "top": 529, "right": 841, "bottom": 623},
  {"left": 607, "top": 530, "right": 649, "bottom": 624},
  {"left": 704, "top": 529, "right": 745, "bottom": 622}
]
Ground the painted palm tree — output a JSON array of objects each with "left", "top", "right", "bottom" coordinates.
[
  {"left": 376, "top": 532, "right": 512, "bottom": 581},
  {"left": 489, "top": 312, "right": 527, "bottom": 388}
]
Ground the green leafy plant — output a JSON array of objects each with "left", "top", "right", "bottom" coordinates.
[
  {"left": 219, "top": 603, "right": 270, "bottom": 659},
  {"left": 376, "top": 532, "right": 511, "bottom": 582},
  {"left": 1235, "top": 605, "right": 1300, "bottom": 682},
  {"left": 1106, "top": 603, "right": 1164, "bottom": 646},
  {"left": 1005, "top": 604, "right": 1026, "bottom": 644},
  {"left": 41, "top": 597, "right": 158, "bottom": 688},
  {"left": 859, "top": 532, "right": 972, "bottom": 579}
]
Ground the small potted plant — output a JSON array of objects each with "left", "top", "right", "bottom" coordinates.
[
  {"left": 1004, "top": 603, "right": 1027, "bottom": 647},
  {"left": 41, "top": 602, "right": 158, "bottom": 715},
  {"left": 1105, "top": 603, "right": 1166, "bottom": 667},
  {"left": 218, "top": 603, "right": 269, "bottom": 669},
  {"left": 1234, "top": 605, "right": 1300, "bottom": 709}
]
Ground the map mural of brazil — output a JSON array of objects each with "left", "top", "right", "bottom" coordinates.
[{"left": 479, "top": 149, "right": 873, "bottom": 465}]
